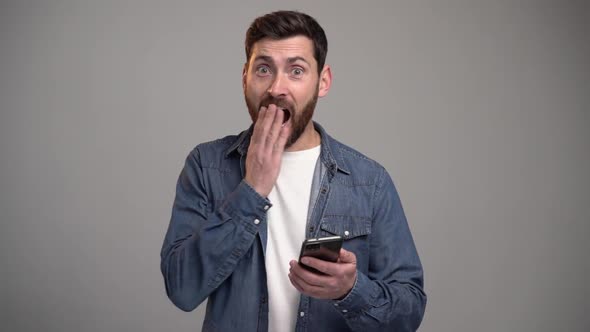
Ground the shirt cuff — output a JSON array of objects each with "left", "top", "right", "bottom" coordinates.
[
  {"left": 332, "top": 271, "right": 377, "bottom": 316},
  {"left": 219, "top": 180, "right": 272, "bottom": 233}
]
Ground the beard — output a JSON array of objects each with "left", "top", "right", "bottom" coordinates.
[{"left": 245, "top": 85, "right": 319, "bottom": 149}]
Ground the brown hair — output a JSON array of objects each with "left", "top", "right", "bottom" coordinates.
[{"left": 245, "top": 10, "right": 328, "bottom": 75}]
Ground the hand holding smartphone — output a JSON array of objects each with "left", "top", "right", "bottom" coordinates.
[{"left": 298, "top": 236, "right": 343, "bottom": 274}]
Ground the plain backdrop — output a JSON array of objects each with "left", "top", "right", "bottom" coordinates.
[{"left": 1, "top": 0, "right": 589, "bottom": 331}]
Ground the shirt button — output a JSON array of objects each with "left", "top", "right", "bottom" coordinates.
[
  {"left": 334, "top": 303, "right": 338, "bottom": 307},
  {"left": 300, "top": 311, "right": 305, "bottom": 317},
  {"left": 263, "top": 205, "right": 270, "bottom": 211},
  {"left": 254, "top": 219, "right": 260, "bottom": 225},
  {"left": 342, "top": 309, "right": 348, "bottom": 313},
  {"left": 344, "top": 230, "right": 350, "bottom": 237}
]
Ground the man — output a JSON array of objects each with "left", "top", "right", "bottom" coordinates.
[{"left": 161, "top": 10, "right": 426, "bottom": 332}]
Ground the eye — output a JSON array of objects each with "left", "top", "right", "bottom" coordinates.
[
  {"left": 255, "top": 65, "right": 271, "bottom": 76},
  {"left": 291, "top": 67, "right": 304, "bottom": 76}
]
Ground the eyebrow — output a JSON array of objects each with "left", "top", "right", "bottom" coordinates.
[
  {"left": 252, "top": 55, "right": 310, "bottom": 66},
  {"left": 287, "top": 56, "right": 310, "bottom": 66}
]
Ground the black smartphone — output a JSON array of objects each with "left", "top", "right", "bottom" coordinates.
[{"left": 298, "top": 236, "right": 343, "bottom": 274}]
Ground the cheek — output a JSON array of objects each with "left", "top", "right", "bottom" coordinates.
[
  {"left": 246, "top": 82, "right": 267, "bottom": 100},
  {"left": 244, "top": 83, "right": 259, "bottom": 99},
  {"left": 246, "top": 76, "right": 270, "bottom": 91},
  {"left": 294, "top": 86, "right": 316, "bottom": 104}
]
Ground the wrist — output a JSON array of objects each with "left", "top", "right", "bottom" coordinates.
[
  {"left": 243, "top": 177, "right": 271, "bottom": 197},
  {"left": 334, "top": 271, "right": 357, "bottom": 301}
]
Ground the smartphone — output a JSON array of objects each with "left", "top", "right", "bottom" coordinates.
[{"left": 298, "top": 236, "right": 343, "bottom": 274}]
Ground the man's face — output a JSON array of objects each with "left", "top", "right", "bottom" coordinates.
[{"left": 243, "top": 36, "right": 322, "bottom": 148}]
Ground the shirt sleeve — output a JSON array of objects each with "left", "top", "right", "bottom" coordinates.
[
  {"left": 332, "top": 166, "right": 427, "bottom": 331},
  {"left": 160, "top": 148, "right": 270, "bottom": 311}
]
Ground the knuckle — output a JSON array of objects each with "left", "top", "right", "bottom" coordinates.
[{"left": 328, "top": 280, "right": 338, "bottom": 289}]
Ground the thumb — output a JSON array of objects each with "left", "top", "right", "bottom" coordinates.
[{"left": 338, "top": 248, "right": 356, "bottom": 264}]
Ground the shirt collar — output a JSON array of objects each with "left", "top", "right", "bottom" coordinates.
[{"left": 224, "top": 121, "right": 350, "bottom": 175}]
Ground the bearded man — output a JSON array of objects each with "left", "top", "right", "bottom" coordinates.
[{"left": 161, "top": 10, "right": 426, "bottom": 332}]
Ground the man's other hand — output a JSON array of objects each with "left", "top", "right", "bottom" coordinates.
[{"left": 288, "top": 248, "right": 358, "bottom": 300}]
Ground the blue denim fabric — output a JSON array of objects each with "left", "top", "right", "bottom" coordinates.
[{"left": 161, "top": 122, "right": 426, "bottom": 331}]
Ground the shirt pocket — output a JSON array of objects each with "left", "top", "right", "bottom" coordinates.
[
  {"left": 319, "top": 217, "right": 371, "bottom": 240},
  {"left": 318, "top": 217, "right": 371, "bottom": 271}
]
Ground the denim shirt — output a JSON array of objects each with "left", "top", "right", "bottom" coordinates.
[{"left": 161, "top": 122, "right": 426, "bottom": 331}]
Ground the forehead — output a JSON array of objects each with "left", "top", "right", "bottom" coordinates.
[{"left": 250, "top": 35, "right": 316, "bottom": 65}]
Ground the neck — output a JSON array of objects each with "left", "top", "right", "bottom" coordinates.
[{"left": 285, "top": 121, "right": 320, "bottom": 152}]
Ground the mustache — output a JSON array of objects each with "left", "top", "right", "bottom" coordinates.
[{"left": 259, "top": 95, "right": 293, "bottom": 112}]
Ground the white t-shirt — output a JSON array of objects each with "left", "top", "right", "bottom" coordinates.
[{"left": 266, "top": 145, "right": 321, "bottom": 332}]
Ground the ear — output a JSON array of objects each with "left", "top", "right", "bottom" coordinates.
[
  {"left": 242, "top": 62, "right": 248, "bottom": 92},
  {"left": 318, "top": 64, "right": 332, "bottom": 98}
]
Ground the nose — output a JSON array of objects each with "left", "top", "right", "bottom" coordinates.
[{"left": 267, "top": 73, "right": 288, "bottom": 98}]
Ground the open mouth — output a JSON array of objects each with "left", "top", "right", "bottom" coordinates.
[
  {"left": 279, "top": 108, "right": 291, "bottom": 124},
  {"left": 260, "top": 103, "right": 291, "bottom": 124}
]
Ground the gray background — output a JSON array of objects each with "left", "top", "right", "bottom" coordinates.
[{"left": 1, "top": 0, "right": 588, "bottom": 331}]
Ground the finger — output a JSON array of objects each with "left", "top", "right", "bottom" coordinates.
[
  {"left": 301, "top": 256, "right": 340, "bottom": 276},
  {"left": 250, "top": 106, "right": 267, "bottom": 142},
  {"left": 257, "top": 104, "right": 277, "bottom": 145},
  {"left": 263, "top": 103, "right": 278, "bottom": 126},
  {"left": 265, "top": 105, "right": 284, "bottom": 148},
  {"left": 337, "top": 248, "right": 357, "bottom": 264},
  {"left": 290, "top": 261, "right": 329, "bottom": 287},
  {"left": 289, "top": 269, "right": 325, "bottom": 295},
  {"left": 288, "top": 272, "right": 305, "bottom": 293},
  {"left": 272, "top": 117, "right": 291, "bottom": 153}
]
